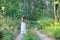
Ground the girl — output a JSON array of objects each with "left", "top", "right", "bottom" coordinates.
[{"left": 21, "top": 16, "right": 26, "bottom": 34}]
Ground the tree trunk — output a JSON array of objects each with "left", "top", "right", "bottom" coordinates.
[{"left": 54, "top": 0, "right": 57, "bottom": 23}]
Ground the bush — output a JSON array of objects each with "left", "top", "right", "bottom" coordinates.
[
  {"left": 26, "top": 21, "right": 36, "bottom": 29},
  {"left": 53, "top": 23, "right": 60, "bottom": 39},
  {"left": 36, "top": 18, "right": 53, "bottom": 30},
  {"left": 0, "top": 31, "right": 3, "bottom": 40},
  {"left": 22, "top": 29, "right": 40, "bottom": 40},
  {"left": 37, "top": 19, "right": 60, "bottom": 40},
  {"left": 0, "top": 15, "right": 20, "bottom": 40}
]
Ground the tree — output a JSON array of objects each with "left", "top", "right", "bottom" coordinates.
[{"left": 54, "top": 0, "right": 59, "bottom": 23}]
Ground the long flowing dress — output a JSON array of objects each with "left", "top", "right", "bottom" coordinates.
[{"left": 21, "top": 22, "right": 26, "bottom": 34}]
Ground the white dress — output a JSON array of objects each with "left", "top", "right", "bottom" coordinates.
[{"left": 21, "top": 22, "right": 26, "bottom": 34}]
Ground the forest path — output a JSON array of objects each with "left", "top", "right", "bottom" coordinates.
[
  {"left": 34, "top": 28, "right": 56, "bottom": 40},
  {"left": 15, "top": 32, "right": 24, "bottom": 40},
  {"left": 15, "top": 28, "right": 56, "bottom": 40}
]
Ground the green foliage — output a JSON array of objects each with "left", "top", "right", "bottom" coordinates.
[
  {"left": 0, "top": 0, "right": 43, "bottom": 21},
  {"left": 0, "top": 31, "right": 3, "bottom": 40},
  {"left": 26, "top": 21, "right": 37, "bottom": 29},
  {"left": 36, "top": 18, "right": 53, "bottom": 30},
  {"left": 22, "top": 29, "right": 40, "bottom": 40},
  {"left": 0, "top": 14, "right": 20, "bottom": 40},
  {"left": 0, "top": 0, "right": 60, "bottom": 40},
  {"left": 37, "top": 18, "right": 60, "bottom": 40},
  {"left": 53, "top": 23, "right": 60, "bottom": 39}
]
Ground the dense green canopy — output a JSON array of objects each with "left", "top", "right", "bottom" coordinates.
[{"left": 0, "top": 0, "right": 60, "bottom": 40}]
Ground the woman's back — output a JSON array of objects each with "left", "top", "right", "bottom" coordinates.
[{"left": 21, "top": 16, "right": 26, "bottom": 34}]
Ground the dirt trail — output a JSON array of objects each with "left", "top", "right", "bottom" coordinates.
[
  {"left": 34, "top": 28, "right": 56, "bottom": 40},
  {"left": 15, "top": 33, "right": 24, "bottom": 40},
  {"left": 15, "top": 28, "right": 56, "bottom": 40}
]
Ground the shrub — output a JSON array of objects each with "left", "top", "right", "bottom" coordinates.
[
  {"left": 37, "top": 19, "right": 60, "bottom": 40},
  {"left": 0, "top": 31, "right": 3, "bottom": 40},
  {"left": 22, "top": 29, "right": 40, "bottom": 40},
  {"left": 0, "top": 15, "right": 20, "bottom": 40}
]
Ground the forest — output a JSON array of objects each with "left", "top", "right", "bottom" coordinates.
[{"left": 0, "top": 0, "right": 60, "bottom": 40}]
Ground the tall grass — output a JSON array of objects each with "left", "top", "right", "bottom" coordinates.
[
  {"left": 22, "top": 29, "right": 41, "bottom": 40},
  {"left": 36, "top": 18, "right": 60, "bottom": 40},
  {"left": 0, "top": 15, "right": 21, "bottom": 40}
]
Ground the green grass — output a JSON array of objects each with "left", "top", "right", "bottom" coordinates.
[
  {"left": 22, "top": 29, "right": 41, "bottom": 40},
  {"left": 0, "top": 15, "right": 38, "bottom": 40},
  {"left": 37, "top": 18, "right": 60, "bottom": 40},
  {"left": 0, "top": 15, "right": 21, "bottom": 40}
]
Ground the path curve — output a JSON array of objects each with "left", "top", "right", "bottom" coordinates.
[{"left": 34, "top": 28, "right": 56, "bottom": 40}]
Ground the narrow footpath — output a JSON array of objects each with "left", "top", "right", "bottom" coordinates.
[
  {"left": 34, "top": 28, "right": 56, "bottom": 40},
  {"left": 15, "top": 28, "right": 56, "bottom": 40},
  {"left": 15, "top": 33, "right": 24, "bottom": 40}
]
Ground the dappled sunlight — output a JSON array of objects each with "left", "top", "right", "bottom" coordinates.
[
  {"left": 55, "top": 22, "right": 60, "bottom": 29},
  {"left": 0, "top": 0, "right": 60, "bottom": 40}
]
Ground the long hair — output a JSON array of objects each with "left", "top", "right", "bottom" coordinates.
[{"left": 21, "top": 16, "right": 25, "bottom": 22}]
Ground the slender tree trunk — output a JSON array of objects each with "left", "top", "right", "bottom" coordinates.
[{"left": 54, "top": 0, "right": 57, "bottom": 23}]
